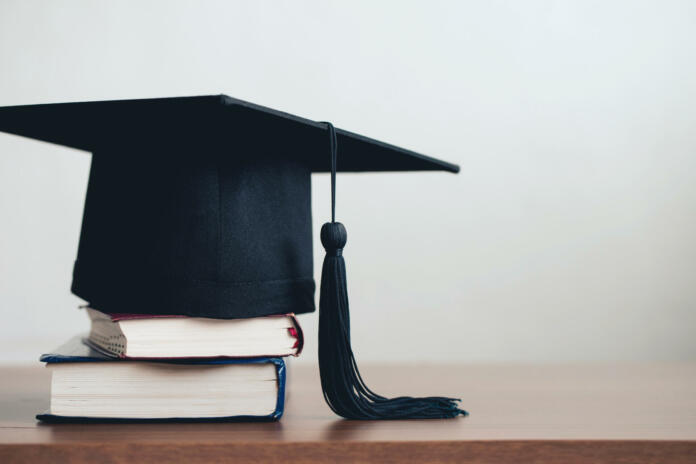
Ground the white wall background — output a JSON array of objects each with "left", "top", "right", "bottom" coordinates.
[{"left": 1, "top": 0, "right": 695, "bottom": 364}]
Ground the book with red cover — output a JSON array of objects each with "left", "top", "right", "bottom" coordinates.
[{"left": 85, "top": 307, "right": 304, "bottom": 359}]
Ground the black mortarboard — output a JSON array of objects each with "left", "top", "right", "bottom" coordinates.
[{"left": 0, "top": 95, "right": 466, "bottom": 420}]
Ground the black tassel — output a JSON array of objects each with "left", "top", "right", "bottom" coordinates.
[{"left": 318, "top": 122, "right": 467, "bottom": 420}]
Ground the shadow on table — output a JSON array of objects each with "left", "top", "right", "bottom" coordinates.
[
  {"left": 321, "top": 419, "right": 382, "bottom": 441},
  {"left": 40, "top": 420, "right": 286, "bottom": 442}
]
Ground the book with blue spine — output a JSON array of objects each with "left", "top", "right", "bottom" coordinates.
[{"left": 37, "top": 336, "right": 287, "bottom": 423}]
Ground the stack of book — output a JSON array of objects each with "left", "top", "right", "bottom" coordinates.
[{"left": 38, "top": 308, "right": 303, "bottom": 422}]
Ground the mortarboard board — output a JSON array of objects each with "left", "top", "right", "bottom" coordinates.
[{"left": 0, "top": 95, "right": 466, "bottom": 420}]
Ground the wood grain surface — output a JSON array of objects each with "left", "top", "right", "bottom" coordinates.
[{"left": 1, "top": 363, "right": 695, "bottom": 463}]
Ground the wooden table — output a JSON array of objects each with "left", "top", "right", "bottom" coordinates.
[{"left": 1, "top": 363, "right": 695, "bottom": 463}]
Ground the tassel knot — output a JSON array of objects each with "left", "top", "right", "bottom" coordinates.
[{"left": 321, "top": 222, "right": 347, "bottom": 255}]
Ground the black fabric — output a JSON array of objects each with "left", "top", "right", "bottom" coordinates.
[{"left": 71, "top": 137, "right": 314, "bottom": 318}]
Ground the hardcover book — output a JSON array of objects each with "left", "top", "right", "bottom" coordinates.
[
  {"left": 85, "top": 307, "right": 303, "bottom": 358},
  {"left": 37, "top": 337, "right": 286, "bottom": 422}
]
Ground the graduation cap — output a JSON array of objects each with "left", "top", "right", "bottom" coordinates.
[{"left": 0, "top": 95, "right": 466, "bottom": 420}]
